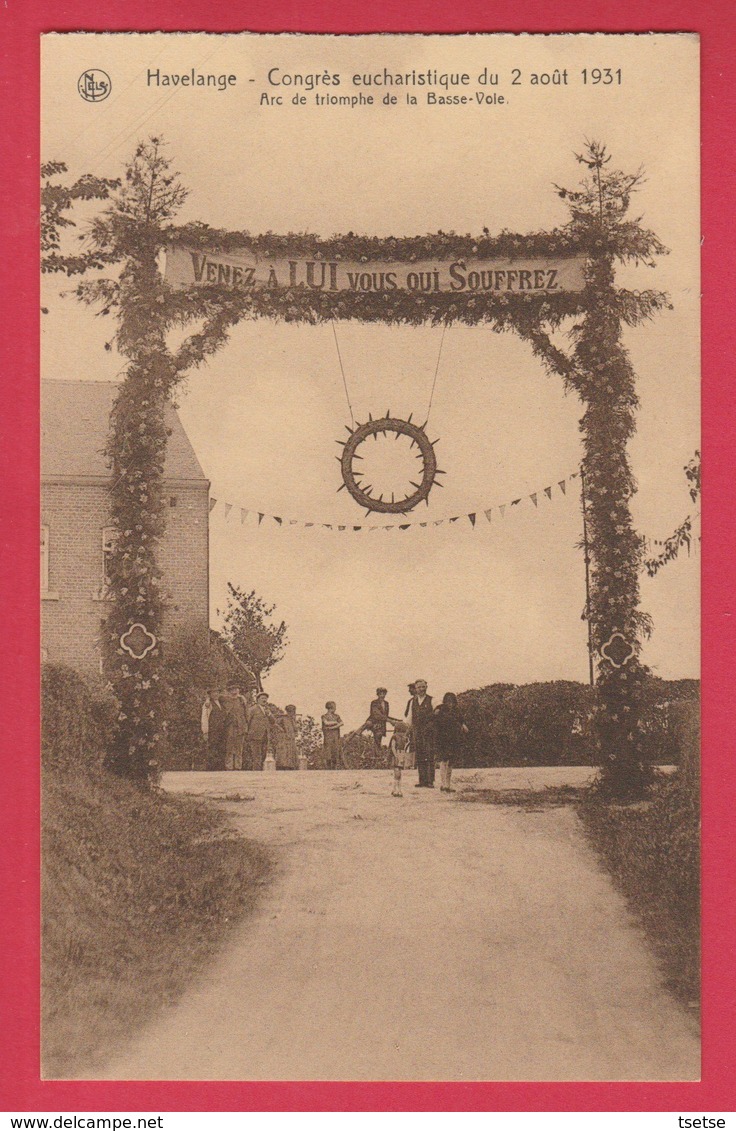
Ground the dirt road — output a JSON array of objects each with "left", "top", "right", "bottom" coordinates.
[{"left": 99, "top": 767, "right": 699, "bottom": 1081}]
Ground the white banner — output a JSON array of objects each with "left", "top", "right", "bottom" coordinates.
[{"left": 165, "top": 245, "right": 586, "bottom": 295}]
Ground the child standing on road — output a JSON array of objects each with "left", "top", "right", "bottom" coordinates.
[
  {"left": 321, "top": 701, "right": 343, "bottom": 770},
  {"left": 389, "top": 720, "right": 410, "bottom": 797}
]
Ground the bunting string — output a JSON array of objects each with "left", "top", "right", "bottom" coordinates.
[{"left": 208, "top": 471, "right": 580, "bottom": 532}]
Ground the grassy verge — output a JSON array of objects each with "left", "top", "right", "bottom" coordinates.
[
  {"left": 457, "top": 784, "right": 588, "bottom": 809},
  {"left": 578, "top": 776, "right": 700, "bottom": 1010},
  {"left": 42, "top": 763, "right": 270, "bottom": 1078},
  {"left": 458, "top": 772, "right": 699, "bottom": 1010}
]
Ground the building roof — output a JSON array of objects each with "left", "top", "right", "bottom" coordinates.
[{"left": 42, "top": 380, "right": 207, "bottom": 482}]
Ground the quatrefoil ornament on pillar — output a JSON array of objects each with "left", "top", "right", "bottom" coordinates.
[
  {"left": 599, "top": 631, "right": 635, "bottom": 668},
  {"left": 120, "top": 622, "right": 157, "bottom": 660}
]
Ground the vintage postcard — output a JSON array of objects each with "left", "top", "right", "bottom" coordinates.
[{"left": 39, "top": 31, "right": 700, "bottom": 1083}]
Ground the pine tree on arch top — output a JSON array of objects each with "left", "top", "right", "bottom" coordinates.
[{"left": 71, "top": 137, "right": 670, "bottom": 798}]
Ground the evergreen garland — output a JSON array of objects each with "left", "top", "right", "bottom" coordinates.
[{"left": 73, "top": 137, "right": 669, "bottom": 797}]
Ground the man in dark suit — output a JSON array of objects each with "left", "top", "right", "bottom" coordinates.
[
  {"left": 246, "top": 691, "right": 272, "bottom": 770},
  {"left": 223, "top": 684, "right": 247, "bottom": 770},
  {"left": 409, "top": 679, "right": 436, "bottom": 787}
]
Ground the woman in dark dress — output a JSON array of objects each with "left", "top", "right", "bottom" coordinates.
[
  {"left": 280, "top": 704, "right": 299, "bottom": 769},
  {"left": 434, "top": 692, "right": 468, "bottom": 793}
]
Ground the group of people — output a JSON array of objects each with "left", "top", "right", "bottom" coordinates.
[
  {"left": 201, "top": 686, "right": 299, "bottom": 771},
  {"left": 201, "top": 679, "right": 469, "bottom": 794},
  {"left": 326, "top": 681, "right": 468, "bottom": 796},
  {"left": 364, "top": 681, "right": 468, "bottom": 795}
]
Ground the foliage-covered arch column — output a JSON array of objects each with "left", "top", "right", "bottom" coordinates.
[
  {"left": 78, "top": 141, "right": 246, "bottom": 781},
  {"left": 520, "top": 145, "right": 669, "bottom": 797}
]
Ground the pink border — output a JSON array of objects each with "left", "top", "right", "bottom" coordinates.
[{"left": 1, "top": 0, "right": 734, "bottom": 1112}]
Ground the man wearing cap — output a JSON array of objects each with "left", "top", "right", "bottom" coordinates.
[
  {"left": 409, "top": 679, "right": 436, "bottom": 787},
  {"left": 246, "top": 691, "right": 272, "bottom": 771},
  {"left": 223, "top": 684, "right": 247, "bottom": 771}
]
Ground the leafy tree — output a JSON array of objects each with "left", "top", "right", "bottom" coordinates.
[
  {"left": 41, "top": 161, "right": 119, "bottom": 280},
  {"left": 294, "top": 714, "right": 323, "bottom": 766},
  {"left": 220, "top": 583, "right": 288, "bottom": 690},
  {"left": 645, "top": 452, "right": 700, "bottom": 575}
]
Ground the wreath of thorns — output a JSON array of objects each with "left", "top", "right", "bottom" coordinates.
[{"left": 336, "top": 414, "right": 445, "bottom": 515}]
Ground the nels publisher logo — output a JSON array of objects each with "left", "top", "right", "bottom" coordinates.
[{"left": 78, "top": 69, "right": 111, "bottom": 102}]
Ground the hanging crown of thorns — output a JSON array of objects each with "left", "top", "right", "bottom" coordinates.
[{"left": 336, "top": 413, "right": 445, "bottom": 515}]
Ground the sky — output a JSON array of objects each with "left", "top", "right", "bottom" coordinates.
[{"left": 41, "top": 33, "right": 700, "bottom": 728}]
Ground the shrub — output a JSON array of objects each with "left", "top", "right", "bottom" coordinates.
[
  {"left": 456, "top": 678, "right": 699, "bottom": 768},
  {"left": 42, "top": 664, "right": 116, "bottom": 773},
  {"left": 456, "top": 684, "right": 516, "bottom": 766},
  {"left": 457, "top": 681, "right": 594, "bottom": 767},
  {"left": 579, "top": 708, "right": 700, "bottom": 1005}
]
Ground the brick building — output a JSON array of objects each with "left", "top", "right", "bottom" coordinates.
[{"left": 41, "top": 380, "right": 210, "bottom": 674}]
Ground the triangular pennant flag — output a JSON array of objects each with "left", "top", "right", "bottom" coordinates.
[
  {"left": 558, "top": 480, "right": 567, "bottom": 495},
  {"left": 419, "top": 522, "right": 428, "bottom": 528},
  {"left": 258, "top": 513, "right": 264, "bottom": 524},
  {"left": 209, "top": 498, "right": 217, "bottom": 513},
  {"left": 449, "top": 516, "right": 459, "bottom": 523},
  {"left": 511, "top": 498, "right": 521, "bottom": 507},
  {"left": 224, "top": 503, "right": 232, "bottom": 520},
  {"left": 338, "top": 525, "right": 346, "bottom": 531},
  {"left": 289, "top": 519, "right": 299, "bottom": 526},
  {"left": 384, "top": 525, "right": 394, "bottom": 530},
  {"left": 399, "top": 524, "right": 411, "bottom": 530},
  {"left": 273, "top": 516, "right": 283, "bottom": 525},
  {"left": 544, "top": 486, "right": 552, "bottom": 500},
  {"left": 353, "top": 526, "right": 362, "bottom": 531},
  {"left": 570, "top": 471, "right": 579, "bottom": 479},
  {"left": 323, "top": 524, "right": 332, "bottom": 530},
  {"left": 468, "top": 513, "right": 476, "bottom": 527},
  {"left": 530, "top": 493, "right": 538, "bottom": 508},
  {"left": 433, "top": 520, "right": 444, "bottom": 526},
  {"left": 499, "top": 505, "right": 506, "bottom": 518},
  {"left": 484, "top": 508, "right": 493, "bottom": 522},
  {"left": 240, "top": 508, "right": 249, "bottom": 524},
  {"left": 305, "top": 522, "right": 314, "bottom": 528}
]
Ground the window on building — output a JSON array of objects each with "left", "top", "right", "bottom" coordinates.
[
  {"left": 41, "top": 525, "right": 49, "bottom": 592},
  {"left": 102, "top": 526, "right": 118, "bottom": 594}
]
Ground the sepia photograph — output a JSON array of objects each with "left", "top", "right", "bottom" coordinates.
[{"left": 39, "top": 31, "right": 700, "bottom": 1082}]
